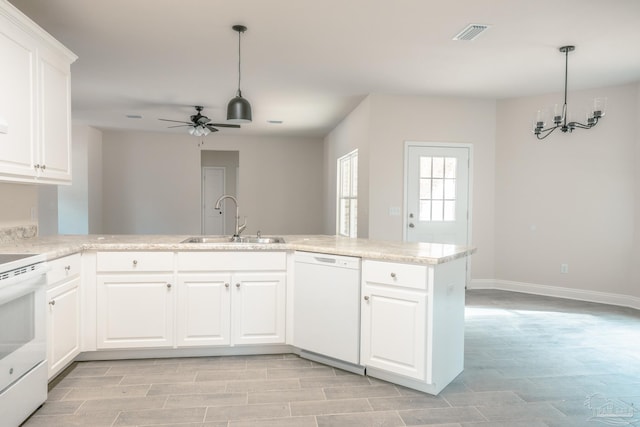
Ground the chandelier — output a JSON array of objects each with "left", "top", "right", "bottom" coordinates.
[{"left": 533, "top": 46, "right": 606, "bottom": 140}]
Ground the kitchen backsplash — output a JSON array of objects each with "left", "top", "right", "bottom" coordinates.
[{"left": 0, "top": 225, "right": 38, "bottom": 244}]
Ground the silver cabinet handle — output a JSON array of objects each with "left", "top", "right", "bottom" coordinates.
[
  {"left": 133, "top": 260, "right": 138, "bottom": 266},
  {"left": 225, "top": 283, "right": 230, "bottom": 288},
  {"left": 49, "top": 300, "right": 56, "bottom": 306},
  {"left": 41, "top": 164, "right": 46, "bottom": 170},
  {"left": 364, "top": 296, "right": 369, "bottom": 301},
  {"left": 65, "top": 265, "right": 71, "bottom": 272},
  {"left": 236, "top": 283, "right": 241, "bottom": 288},
  {"left": 390, "top": 272, "right": 397, "bottom": 279},
  {"left": 166, "top": 283, "right": 172, "bottom": 289}
]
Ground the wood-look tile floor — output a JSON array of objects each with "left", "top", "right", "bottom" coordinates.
[{"left": 22, "top": 290, "right": 640, "bottom": 426}]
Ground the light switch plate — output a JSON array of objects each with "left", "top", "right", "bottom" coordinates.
[{"left": 389, "top": 206, "right": 401, "bottom": 216}]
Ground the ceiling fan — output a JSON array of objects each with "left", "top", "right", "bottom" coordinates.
[{"left": 159, "top": 106, "right": 240, "bottom": 136}]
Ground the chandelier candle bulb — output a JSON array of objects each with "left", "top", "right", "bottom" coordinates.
[
  {"left": 593, "top": 97, "right": 606, "bottom": 118},
  {"left": 535, "top": 110, "right": 545, "bottom": 128}
]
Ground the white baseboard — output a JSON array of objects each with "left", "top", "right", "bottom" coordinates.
[{"left": 469, "top": 279, "right": 640, "bottom": 311}]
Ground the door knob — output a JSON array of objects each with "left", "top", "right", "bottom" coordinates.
[{"left": 409, "top": 223, "right": 415, "bottom": 228}]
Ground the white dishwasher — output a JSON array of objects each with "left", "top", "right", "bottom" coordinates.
[{"left": 294, "top": 251, "right": 361, "bottom": 367}]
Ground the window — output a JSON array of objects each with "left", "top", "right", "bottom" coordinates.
[
  {"left": 419, "top": 156, "right": 457, "bottom": 222},
  {"left": 337, "top": 150, "right": 358, "bottom": 237}
]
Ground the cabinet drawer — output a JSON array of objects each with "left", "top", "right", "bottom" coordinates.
[
  {"left": 47, "top": 253, "right": 81, "bottom": 286},
  {"left": 363, "top": 260, "right": 428, "bottom": 290},
  {"left": 177, "top": 251, "right": 286, "bottom": 271},
  {"left": 97, "top": 252, "right": 174, "bottom": 272}
]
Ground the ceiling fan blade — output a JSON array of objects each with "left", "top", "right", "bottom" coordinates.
[
  {"left": 167, "top": 125, "right": 190, "bottom": 128},
  {"left": 209, "top": 123, "right": 241, "bottom": 128},
  {"left": 204, "top": 124, "right": 220, "bottom": 132},
  {"left": 159, "top": 118, "right": 191, "bottom": 124}
]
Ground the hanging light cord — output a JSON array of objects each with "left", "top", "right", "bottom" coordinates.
[{"left": 236, "top": 29, "right": 242, "bottom": 97}]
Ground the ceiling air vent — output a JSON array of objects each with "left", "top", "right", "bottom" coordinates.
[{"left": 453, "top": 24, "right": 490, "bottom": 41}]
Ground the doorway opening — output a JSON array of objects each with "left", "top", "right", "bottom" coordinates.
[{"left": 201, "top": 150, "right": 239, "bottom": 235}]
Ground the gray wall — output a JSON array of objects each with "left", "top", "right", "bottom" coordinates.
[{"left": 101, "top": 130, "right": 325, "bottom": 235}]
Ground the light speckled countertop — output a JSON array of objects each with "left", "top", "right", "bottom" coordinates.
[{"left": 0, "top": 234, "right": 476, "bottom": 265}]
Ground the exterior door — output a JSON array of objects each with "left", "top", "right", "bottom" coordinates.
[
  {"left": 202, "top": 167, "right": 225, "bottom": 235},
  {"left": 405, "top": 143, "right": 471, "bottom": 245}
]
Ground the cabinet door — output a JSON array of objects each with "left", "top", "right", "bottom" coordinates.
[
  {"left": 361, "top": 283, "right": 427, "bottom": 380},
  {"left": 232, "top": 273, "right": 286, "bottom": 345},
  {"left": 177, "top": 274, "right": 231, "bottom": 347},
  {"left": 0, "top": 20, "right": 36, "bottom": 179},
  {"left": 47, "top": 277, "right": 80, "bottom": 379},
  {"left": 37, "top": 49, "right": 72, "bottom": 182},
  {"left": 97, "top": 274, "right": 174, "bottom": 349}
]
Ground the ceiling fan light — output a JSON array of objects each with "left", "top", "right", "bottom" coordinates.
[
  {"left": 188, "top": 127, "right": 196, "bottom": 136},
  {"left": 227, "top": 95, "right": 252, "bottom": 123},
  {"left": 202, "top": 126, "right": 211, "bottom": 136}
]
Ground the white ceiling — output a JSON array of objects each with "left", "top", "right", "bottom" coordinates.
[{"left": 10, "top": 0, "right": 640, "bottom": 138}]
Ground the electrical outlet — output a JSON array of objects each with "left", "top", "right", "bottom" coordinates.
[{"left": 560, "top": 263, "right": 569, "bottom": 274}]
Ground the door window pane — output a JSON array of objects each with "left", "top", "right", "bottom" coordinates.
[
  {"left": 419, "top": 201, "right": 431, "bottom": 221},
  {"left": 432, "top": 179, "right": 444, "bottom": 199},
  {"left": 431, "top": 200, "right": 444, "bottom": 221},
  {"left": 420, "top": 156, "right": 432, "bottom": 178},
  {"left": 444, "top": 179, "right": 456, "bottom": 199},
  {"left": 420, "top": 179, "right": 431, "bottom": 199},
  {"left": 444, "top": 201, "right": 456, "bottom": 221},
  {"left": 444, "top": 157, "right": 457, "bottom": 178},
  {"left": 417, "top": 155, "right": 457, "bottom": 222},
  {"left": 432, "top": 157, "right": 445, "bottom": 178}
]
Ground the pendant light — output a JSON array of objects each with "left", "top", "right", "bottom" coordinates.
[
  {"left": 533, "top": 46, "right": 606, "bottom": 140},
  {"left": 227, "top": 25, "right": 252, "bottom": 123}
]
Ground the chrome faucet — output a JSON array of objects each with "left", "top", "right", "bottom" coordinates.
[{"left": 214, "top": 194, "right": 247, "bottom": 239}]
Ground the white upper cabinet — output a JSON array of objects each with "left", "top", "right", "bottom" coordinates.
[
  {"left": 0, "top": 11, "right": 36, "bottom": 177},
  {"left": 0, "top": 1, "right": 76, "bottom": 184}
]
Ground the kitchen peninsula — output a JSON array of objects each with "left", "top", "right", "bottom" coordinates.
[{"left": 0, "top": 233, "right": 475, "bottom": 395}]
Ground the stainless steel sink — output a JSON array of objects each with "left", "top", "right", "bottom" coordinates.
[
  {"left": 236, "top": 236, "right": 285, "bottom": 244},
  {"left": 181, "top": 236, "right": 285, "bottom": 244}
]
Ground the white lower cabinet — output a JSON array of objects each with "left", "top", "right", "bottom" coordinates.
[
  {"left": 96, "top": 274, "right": 175, "bottom": 349},
  {"left": 176, "top": 252, "right": 287, "bottom": 347},
  {"left": 232, "top": 273, "right": 286, "bottom": 345},
  {"left": 360, "top": 284, "right": 427, "bottom": 380},
  {"left": 360, "top": 258, "right": 466, "bottom": 395},
  {"left": 176, "top": 273, "right": 231, "bottom": 346},
  {"left": 46, "top": 254, "right": 82, "bottom": 379}
]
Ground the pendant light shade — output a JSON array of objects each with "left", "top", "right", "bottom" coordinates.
[
  {"left": 227, "top": 25, "right": 252, "bottom": 123},
  {"left": 227, "top": 93, "right": 252, "bottom": 123}
]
